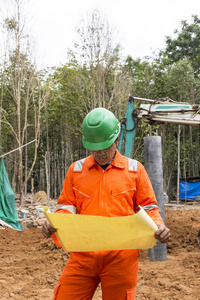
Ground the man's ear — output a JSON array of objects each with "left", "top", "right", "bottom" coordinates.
[{"left": 115, "top": 136, "right": 119, "bottom": 146}]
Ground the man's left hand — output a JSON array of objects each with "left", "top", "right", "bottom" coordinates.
[{"left": 154, "top": 225, "right": 170, "bottom": 243}]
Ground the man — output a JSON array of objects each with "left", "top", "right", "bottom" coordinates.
[{"left": 42, "top": 107, "right": 170, "bottom": 300}]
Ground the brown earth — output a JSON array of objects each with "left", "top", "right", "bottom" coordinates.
[{"left": 0, "top": 206, "right": 200, "bottom": 300}]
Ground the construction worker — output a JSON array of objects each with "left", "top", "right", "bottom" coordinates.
[{"left": 42, "top": 107, "right": 170, "bottom": 300}]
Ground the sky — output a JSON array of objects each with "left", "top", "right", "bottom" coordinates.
[{"left": 2, "top": 0, "right": 200, "bottom": 69}]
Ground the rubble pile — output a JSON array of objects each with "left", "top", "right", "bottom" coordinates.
[{"left": 16, "top": 191, "right": 57, "bottom": 229}]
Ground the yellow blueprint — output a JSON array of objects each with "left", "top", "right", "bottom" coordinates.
[{"left": 43, "top": 206, "right": 158, "bottom": 252}]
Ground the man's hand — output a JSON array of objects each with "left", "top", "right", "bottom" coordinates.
[
  {"left": 42, "top": 220, "right": 57, "bottom": 238},
  {"left": 154, "top": 225, "right": 170, "bottom": 243}
]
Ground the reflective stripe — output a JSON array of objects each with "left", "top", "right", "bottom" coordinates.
[
  {"left": 128, "top": 158, "right": 137, "bottom": 171},
  {"left": 142, "top": 204, "right": 159, "bottom": 211},
  {"left": 55, "top": 204, "right": 77, "bottom": 214},
  {"left": 74, "top": 158, "right": 86, "bottom": 171},
  {"left": 113, "top": 188, "right": 136, "bottom": 197},
  {"left": 72, "top": 187, "right": 89, "bottom": 198}
]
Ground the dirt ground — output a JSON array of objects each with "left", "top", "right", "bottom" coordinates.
[{"left": 0, "top": 205, "right": 200, "bottom": 300}]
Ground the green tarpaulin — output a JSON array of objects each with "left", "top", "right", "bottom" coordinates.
[{"left": 0, "top": 158, "right": 22, "bottom": 230}]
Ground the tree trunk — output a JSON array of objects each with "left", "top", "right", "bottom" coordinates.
[
  {"left": 24, "top": 131, "right": 28, "bottom": 196},
  {"left": 45, "top": 151, "right": 50, "bottom": 205},
  {"left": 19, "top": 148, "right": 23, "bottom": 205},
  {"left": 189, "top": 126, "right": 195, "bottom": 177},
  {"left": 183, "top": 126, "right": 186, "bottom": 180},
  {"left": 31, "top": 178, "right": 34, "bottom": 196},
  {"left": 39, "top": 160, "right": 45, "bottom": 191},
  {"left": 12, "top": 150, "right": 18, "bottom": 193},
  {"left": 177, "top": 125, "right": 181, "bottom": 204},
  {"left": 54, "top": 142, "right": 57, "bottom": 198}
]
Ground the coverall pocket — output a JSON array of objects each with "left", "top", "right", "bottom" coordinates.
[
  {"left": 53, "top": 282, "right": 61, "bottom": 300},
  {"left": 111, "top": 187, "right": 136, "bottom": 215},
  {"left": 127, "top": 287, "right": 136, "bottom": 300},
  {"left": 72, "top": 187, "right": 90, "bottom": 212}
]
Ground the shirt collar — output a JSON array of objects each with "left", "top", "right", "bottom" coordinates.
[{"left": 87, "top": 149, "right": 125, "bottom": 170}]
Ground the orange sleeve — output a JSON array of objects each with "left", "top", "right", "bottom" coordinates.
[
  {"left": 146, "top": 209, "right": 164, "bottom": 226},
  {"left": 51, "top": 164, "right": 77, "bottom": 246},
  {"left": 56, "top": 164, "right": 77, "bottom": 207},
  {"left": 135, "top": 162, "right": 164, "bottom": 226}
]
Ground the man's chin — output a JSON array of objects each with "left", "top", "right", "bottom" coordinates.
[{"left": 96, "top": 158, "right": 108, "bottom": 165}]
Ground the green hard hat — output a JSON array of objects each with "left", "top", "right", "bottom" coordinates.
[{"left": 82, "top": 108, "right": 120, "bottom": 151}]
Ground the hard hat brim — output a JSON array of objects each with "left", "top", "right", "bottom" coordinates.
[{"left": 82, "top": 131, "right": 120, "bottom": 151}]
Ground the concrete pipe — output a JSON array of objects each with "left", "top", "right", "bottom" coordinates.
[{"left": 144, "top": 136, "right": 167, "bottom": 261}]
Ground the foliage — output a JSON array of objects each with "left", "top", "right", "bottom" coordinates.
[
  {"left": 0, "top": 7, "right": 200, "bottom": 201},
  {"left": 165, "top": 15, "right": 200, "bottom": 75}
]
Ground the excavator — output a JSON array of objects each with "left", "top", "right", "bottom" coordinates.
[
  {"left": 118, "top": 95, "right": 200, "bottom": 260},
  {"left": 118, "top": 95, "right": 200, "bottom": 156}
]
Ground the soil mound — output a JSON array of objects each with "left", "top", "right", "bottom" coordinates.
[{"left": 0, "top": 207, "right": 199, "bottom": 299}]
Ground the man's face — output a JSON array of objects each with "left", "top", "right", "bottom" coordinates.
[{"left": 90, "top": 138, "right": 118, "bottom": 166}]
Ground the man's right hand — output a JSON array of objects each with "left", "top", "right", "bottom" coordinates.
[{"left": 42, "top": 220, "right": 57, "bottom": 238}]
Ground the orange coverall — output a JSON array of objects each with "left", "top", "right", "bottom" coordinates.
[{"left": 53, "top": 150, "right": 164, "bottom": 300}]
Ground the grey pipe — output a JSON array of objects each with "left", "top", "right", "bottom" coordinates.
[{"left": 144, "top": 136, "right": 167, "bottom": 261}]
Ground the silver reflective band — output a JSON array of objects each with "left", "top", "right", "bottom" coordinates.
[
  {"left": 142, "top": 204, "right": 159, "bottom": 211},
  {"left": 128, "top": 158, "right": 137, "bottom": 171},
  {"left": 55, "top": 205, "right": 77, "bottom": 214},
  {"left": 72, "top": 187, "right": 89, "bottom": 198},
  {"left": 74, "top": 158, "right": 86, "bottom": 171}
]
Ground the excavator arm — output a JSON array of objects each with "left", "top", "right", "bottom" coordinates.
[
  {"left": 118, "top": 97, "right": 138, "bottom": 157},
  {"left": 118, "top": 96, "right": 200, "bottom": 157},
  {"left": 136, "top": 96, "right": 200, "bottom": 127}
]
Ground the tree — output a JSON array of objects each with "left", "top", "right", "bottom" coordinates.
[
  {"left": 159, "top": 59, "right": 200, "bottom": 199},
  {"left": 0, "top": 0, "right": 49, "bottom": 204},
  {"left": 123, "top": 56, "right": 157, "bottom": 98},
  {"left": 75, "top": 9, "right": 131, "bottom": 115},
  {"left": 123, "top": 52, "right": 200, "bottom": 201},
  {"left": 165, "top": 15, "right": 200, "bottom": 75},
  {"left": 164, "top": 58, "right": 198, "bottom": 102},
  {"left": 34, "top": 10, "right": 132, "bottom": 198}
]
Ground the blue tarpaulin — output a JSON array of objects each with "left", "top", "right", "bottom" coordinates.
[{"left": 180, "top": 180, "right": 200, "bottom": 200}]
